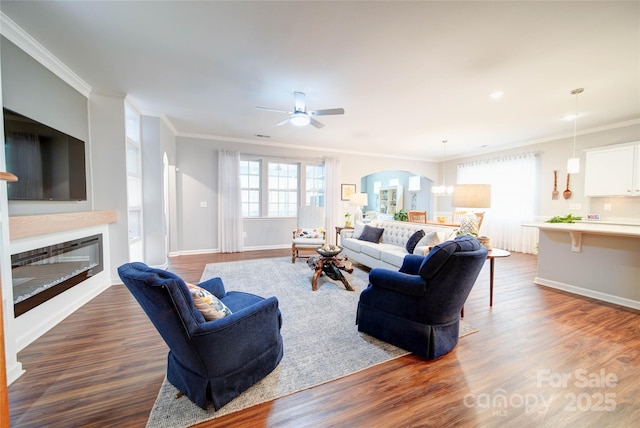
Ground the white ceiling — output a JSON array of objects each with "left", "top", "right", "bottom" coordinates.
[{"left": 1, "top": 1, "right": 639, "bottom": 161}]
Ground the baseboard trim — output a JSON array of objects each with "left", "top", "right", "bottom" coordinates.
[
  {"left": 534, "top": 277, "right": 640, "bottom": 310},
  {"left": 169, "top": 244, "right": 289, "bottom": 257}
]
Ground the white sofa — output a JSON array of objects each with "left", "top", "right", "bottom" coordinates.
[{"left": 340, "top": 219, "right": 458, "bottom": 270}]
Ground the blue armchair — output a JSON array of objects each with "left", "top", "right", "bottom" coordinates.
[
  {"left": 117, "top": 262, "right": 284, "bottom": 410},
  {"left": 356, "top": 235, "right": 488, "bottom": 359}
]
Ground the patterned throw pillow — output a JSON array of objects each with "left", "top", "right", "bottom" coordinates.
[
  {"left": 296, "top": 228, "right": 324, "bottom": 238},
  {"left": 186, "top": 283, "right": 232, "bottom": 321}
]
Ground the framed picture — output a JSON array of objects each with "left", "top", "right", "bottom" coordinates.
[{"left": 341, "top": 184, "right": 356, "bottom": 201}]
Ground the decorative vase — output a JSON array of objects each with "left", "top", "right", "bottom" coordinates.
[{"left": 478, "top": 236, "right": 492, "bottom": 251}]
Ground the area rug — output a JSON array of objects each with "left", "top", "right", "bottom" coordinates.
[{"left": 146, "top": 257, "right": 478, "bottom": 428}]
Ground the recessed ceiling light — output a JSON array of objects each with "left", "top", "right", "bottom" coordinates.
[
  {"left": 562, "top": 113, "right": 580, "bottom": 121},
  {"left": 490, "top": 91, "right": 504, "bottom": 99}
]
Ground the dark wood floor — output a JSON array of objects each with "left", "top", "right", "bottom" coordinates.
[{"left": 8, "top": 250, "right": 640, "bottom": 427}]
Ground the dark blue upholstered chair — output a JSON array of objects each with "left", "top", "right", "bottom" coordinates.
[
  {"left": 117, "top": 262, "right": 284, "bottom": 410},
  {"left": 356, "top": 235, "right": 488, "bottom": 359}
]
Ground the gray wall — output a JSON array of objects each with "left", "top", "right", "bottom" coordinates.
[
  {"left": 88, "top": 91, "right": 128, "bottom": 279},
  {"left": 1, "top": 36, "right": 92, "bottom": 215},
  {"left": 444, "top": 123, "right": 640, "bottom": 221},
  {"left": 173, "top": 136, "right": 439, "bottom": 254}
]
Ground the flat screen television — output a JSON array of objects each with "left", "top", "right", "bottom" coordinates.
[{"left": 3, "top": 108, "right": 87, "bottom": 201}]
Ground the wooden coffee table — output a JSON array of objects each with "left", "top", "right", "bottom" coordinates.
[{"left": 308, "top": 253, "right": 354, "bottom": 291}]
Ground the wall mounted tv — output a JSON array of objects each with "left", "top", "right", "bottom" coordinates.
[{"left": 3, "top": 108, "right": 87, "bottom": 201}]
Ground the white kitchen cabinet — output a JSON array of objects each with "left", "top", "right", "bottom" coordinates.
[{"left": 584, "top": 142, "right": 640, "bottom": 196}]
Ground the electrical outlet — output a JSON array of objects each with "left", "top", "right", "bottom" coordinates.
[
  {"left": 242, "top": 232, "right": 247, "bottom": 238},
  {"left": 604, "top": 203, "right": 612, "bottom": 211},
  {"left": 200, "top": 201, "right": 207, "bottom": 208},
  {"left": 569, "top": 203, "right": 581, "bottom": 210}
]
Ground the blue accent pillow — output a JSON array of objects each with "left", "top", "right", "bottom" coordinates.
[
  {"left": 406, "top": 229, "right": 425, "bottom": 254},
  {"left": 358, "top": 225, "right": 385, "bottom": 243}
]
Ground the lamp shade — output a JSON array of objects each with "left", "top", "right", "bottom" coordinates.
[
  {"left": 451, "top": 184, "right": 491, "bottom": 208},
  {"left": 349, "top": 193, "right": 368, "bottom": 207}
]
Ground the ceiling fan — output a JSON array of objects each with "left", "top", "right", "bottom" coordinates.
[{"left": 256, "top": 92, "right": 344, "bottom": 128}]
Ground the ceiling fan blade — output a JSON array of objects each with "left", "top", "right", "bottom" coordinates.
[
  {"left": 294, "top": 91, "right": 306, "bottom": 112},
  {"left": 255, "top": 106, "right": 292, "bottom": 114},
  {"left": 309, "top": 117, "right": 325, "bottom": 128},
  {"left": 308, "top": 108, "right": 345, "bottom": 116},
  {"left": 275, "top": 117, "right": 291, "bottom": 127}
]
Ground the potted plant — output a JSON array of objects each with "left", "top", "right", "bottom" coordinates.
[
  {"left": 344, "top": 212, "right": 352, "bottom": 227},
  {"left": 393, "top": 210, "right": 408, "bottom": 222}
]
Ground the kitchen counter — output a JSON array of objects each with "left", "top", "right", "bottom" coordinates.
[
  {"left": 524, "top": 221, "right": 640, "bottom": 239},
  {"left": 525, "top": 222, "right": 640, "bottom": 310}
]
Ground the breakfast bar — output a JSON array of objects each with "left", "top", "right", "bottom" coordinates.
[{"left": 524, "top": 222, "right": 640, "bottom": 310}]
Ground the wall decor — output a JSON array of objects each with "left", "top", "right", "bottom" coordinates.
[{"left": 341, "top": 184, "right": 356, "bottom": 201}]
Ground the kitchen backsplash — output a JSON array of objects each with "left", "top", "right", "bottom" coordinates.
[{"left": 588, "top": 197, "right": 640, "bottom": 224}]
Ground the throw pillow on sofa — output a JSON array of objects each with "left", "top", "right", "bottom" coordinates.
[
  {"left": 405, "top": 229, "right": 425, "bottom": 254},
  {"left": 352, "top": 221, "right": 366, "bottom": 239},
  {"left": 415, "top": 231, "right": 440, "bottom": 249},
  {"left": 358, "top": 225, "right": 385, "bottom": 243},
  {"left": 187, "top": 283, "right": 233, "bottom": 321}
]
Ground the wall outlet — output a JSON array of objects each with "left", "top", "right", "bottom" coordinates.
[
  {"left": 242, "top": 232, "right": 247, "bottom": 238},
  {"left": 569, "top": 203, "right": 581, "bottom": 210},
  {"left": 200, "top": 201, "right": 207, "bottom": 208},
  {"left": 604, "top": 203, "right": 612, "bottom": 211}
]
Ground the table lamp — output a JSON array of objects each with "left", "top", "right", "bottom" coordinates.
[{"left": 451, "top": 184, "right": 491, "bottom": 236}]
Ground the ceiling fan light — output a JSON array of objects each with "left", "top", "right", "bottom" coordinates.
[{"left": 290, "top": 112, "right": 310, "bottom": 127}]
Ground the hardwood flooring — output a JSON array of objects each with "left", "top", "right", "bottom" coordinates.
[{"left": 8, "top": 250, "right": 640, "bottom": 427}]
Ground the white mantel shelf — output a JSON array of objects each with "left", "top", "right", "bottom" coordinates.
[
  {"left": 523, "top": 222, "right": 640, "bottom": 252},
  {"left": 9, "top": 210, "right": 117, "bottom": 240}
]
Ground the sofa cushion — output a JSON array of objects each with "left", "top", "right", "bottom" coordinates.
[
  {"left": 361, "top": 242, "right": 383, "bottom": 259},
  {"left": 358, "top": 225, "right": 385, "bottom": 243},
  {"left": 187, "top": 283, "right": 233, "bottom": 321},
  {"left": 405, "top": 229, "right": 425, "bottom": 254},
  {"left": 381, "top": 247, "right": 409, "bottom": 267},
  {"left": 418, "top": 240, "right": 459, "bottom": 281},
  {"left": 342, "top": 237, "right": 362, "bottom": 252}
]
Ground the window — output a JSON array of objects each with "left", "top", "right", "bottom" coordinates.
[
  {"left": 240, "top": 160, "right": 260, "bottom": 217},
  {"left": 240, "top": 157, "right": 324, "bottom": 217},
  {"left": 457, "top": 152, "right": 539, "bottom": 254},
  {"left": 125, "top": 103, "right": 143, "bottom": 261},
  {"left": 268, "top": 162, "right": 298, "bottom": 216}
]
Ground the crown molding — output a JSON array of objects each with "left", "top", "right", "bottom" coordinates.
[{"left": 0, "top": 11, "right": 91, "bottom": 97}]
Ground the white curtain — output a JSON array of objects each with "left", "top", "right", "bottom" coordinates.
[
  {"left": 324, "top": 157, "right": 341, "bottom": 245},
  {"left": 457, "top": 152, "right": 539, "bottom": 254},
  {"left": 218, "top": 150, "right": 243, "bottom": 253}
]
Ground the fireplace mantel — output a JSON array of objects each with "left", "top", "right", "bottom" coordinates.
[{"left": 9, "top": 210, "right": 117, "bottom": 240}]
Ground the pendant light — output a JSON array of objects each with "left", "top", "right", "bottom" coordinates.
[
  {"left": 566, "top": 88, "right": 584, "bottom": 174},
  {"left": 432, "top": 140, "right": 454, "bottom": 196}
]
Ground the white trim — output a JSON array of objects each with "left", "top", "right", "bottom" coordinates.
[
  {"left": 0, "top": 11, "right": 91, "bottom": 97},
  {"left": 534, "top": 277, "right": 640, "bottom": 310}
]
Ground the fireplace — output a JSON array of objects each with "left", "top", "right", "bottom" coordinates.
[{"left": 11, "top": 234, "right": 104, "bottom": 317}]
